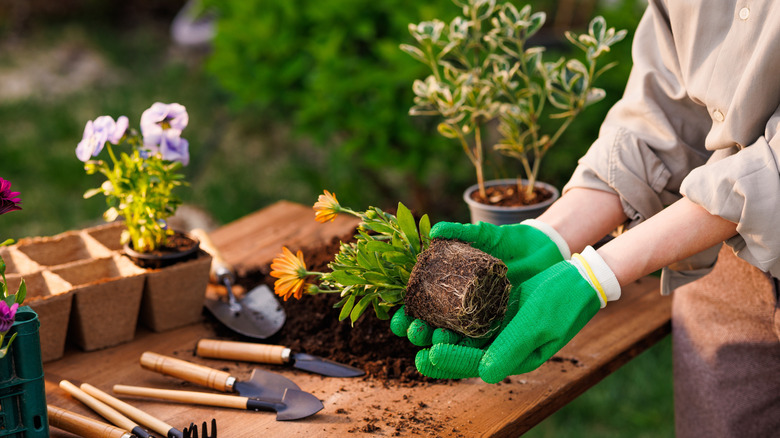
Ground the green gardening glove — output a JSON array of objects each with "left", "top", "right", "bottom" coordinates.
[
  {"left": 429, "top": 220, "right": 570, "bottom": 285},
  {"left": 390, "top": 305, "right": 487, "bottom": 379},
  {"left": 391, "top": 220, "right": 571, "bottom": 379},
  {"left": 426, "top": 247, "right": 620, "bottom": 383}
]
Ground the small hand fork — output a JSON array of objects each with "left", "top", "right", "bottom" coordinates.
[{"left": 183, "top": 419, "right": 217, "bottom": 438}]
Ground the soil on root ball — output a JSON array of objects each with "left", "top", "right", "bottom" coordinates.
[
  {"left": 233, "top": 236, "right": 440, "bottom": 386},
  {"left": 405, "top": 239, "right": 510, "bottom": 338}
]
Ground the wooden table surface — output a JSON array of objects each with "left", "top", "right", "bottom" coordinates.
[{"left": 44, "top": 201, "right": 671, "bottom": 437}]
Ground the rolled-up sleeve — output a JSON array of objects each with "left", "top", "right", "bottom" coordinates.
[
  {"left": 565, "top": 0, "right": 711, "bottom": 226},
  {"left": 682, "top": 123, "right": 780, "bottom": 275}
]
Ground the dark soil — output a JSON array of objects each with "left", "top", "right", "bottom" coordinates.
[
  {"left": 231, "top": 236, "right": 439, "bottom": 386},
  {"left": 125, "top": 231, "right": 200, "bottom": 269},
  {"left": 471, "top": 182, "right": 554, "bottom": 206},
  {"left": 405, "top": 239, "right": 510, "bottom": 338}
]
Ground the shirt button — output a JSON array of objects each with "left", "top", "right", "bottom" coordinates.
[
  {"left": 739, "top": 7, "right": 750, "bottom": 20},
  {"left": 713, "top": 109, "right": 725, "bottom": 122}
]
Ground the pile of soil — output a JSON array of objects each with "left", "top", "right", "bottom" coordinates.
[{"left": 232, "top": 236, "right": 438, "bottom": 386}]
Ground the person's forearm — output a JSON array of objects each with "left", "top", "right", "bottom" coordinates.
[
  {"left": 537, "top": 188, "right": 628, "bottom": 253},
  {"left": 596, "top": 197, "right": 738, "bottom": 286}
]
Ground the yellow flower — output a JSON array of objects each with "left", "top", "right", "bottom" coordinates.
[
  {"left": 313, "top": 190, "right": 340, "bottom": 223},
  {"left": 270, "top": 247, "right": 310, "bottom": 301}
]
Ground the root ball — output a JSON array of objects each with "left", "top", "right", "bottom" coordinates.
[{"left": 404, "top": 239, "right": 511, "bottom": 338}]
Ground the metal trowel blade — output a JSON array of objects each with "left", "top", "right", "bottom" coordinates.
[{"left": 205, "top": 284, "right": 286, "bottom": 339}]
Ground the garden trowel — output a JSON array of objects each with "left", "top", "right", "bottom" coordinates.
[
  {"left": 196, "top": 339, "right": 365, "bottom": 377},
  {"left": 140, "top": 352, "right": 301, "bottom": 401},
  {"left": 113, "top": 385, "right": 323, "bottom": 421},
  {"left": 191, "top": 228, "right": 286, "bottom": 339}
]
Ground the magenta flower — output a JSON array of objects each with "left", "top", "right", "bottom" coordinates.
[
  {"left": 0, "top": 302, "right": 18, "bottom": 333},
  {"left": 0, "top": 178, "right": 21, "bottom": 215},
  {"left": 140, "top": 102, "right": 190, "bottom": 164},
  {"left": 76, "top": 115, "right": 129, "bottom": 162}
]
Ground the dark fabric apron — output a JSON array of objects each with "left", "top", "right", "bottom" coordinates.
[{"left": 672, "top": 246, "right": 780, "bottom": 437}]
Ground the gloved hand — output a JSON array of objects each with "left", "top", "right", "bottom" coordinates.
[
  {"left": 392, "top": 220, "right": 572, "bottom": 378},
  {"left": 395, "top": 246, "right": 621, "bottom": 382},
  {"left": 429, "top": 220, "right": 571, "bottom": 285}
]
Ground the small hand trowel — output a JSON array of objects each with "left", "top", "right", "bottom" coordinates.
[
  {"left": 196, "top": 339, "right": 365, "bottom": 377},
  {"left": 140, "top": 352, "right": 299, "bottom": 401},
  {"left": 138, "top": 352, "right": 322, "bottom": 421},
  {"left": 113, "top": 384, "right": 323, "bottom": 421},
  {"left": 191, "top": 228, "right": 286, "bottom": 339}
]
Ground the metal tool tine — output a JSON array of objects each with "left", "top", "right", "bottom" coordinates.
[
  {"left": 206, "top": 418, "right": 217, "bottom": 438},
  {"left": 183, "top": 419, "right": 217, "bottom": 438}
]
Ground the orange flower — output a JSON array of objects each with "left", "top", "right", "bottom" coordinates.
[
  {"left": 313, "top": 190, "right": 340, "bottom": 223},
  {"left": 270, "top": 247, "right": 310, "bottom": 301}
]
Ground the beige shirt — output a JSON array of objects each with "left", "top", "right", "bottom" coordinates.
[{"left": 565, "top": 0, "right": 780, "bottom": 290}]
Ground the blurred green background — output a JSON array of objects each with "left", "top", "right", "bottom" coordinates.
[{"left": 0, "top": 0, "right": 672, "bottom": 435}]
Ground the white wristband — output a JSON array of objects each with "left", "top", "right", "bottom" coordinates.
[
  {"left": 521, "top": 219, "right": 572, "bottom": 260},
  {"left": 569, "top": 246, "right": 621, "bottom": 308}
]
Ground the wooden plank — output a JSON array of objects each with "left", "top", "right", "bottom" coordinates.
[
  {"left": 207, "top": 200, "right": 361, "bottom": 272},
  {"left": 45, "top": 201, "right": 671, "bottom": 437}
]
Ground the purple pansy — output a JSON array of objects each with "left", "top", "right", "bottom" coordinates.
[
  {"left": 75, "top": 115, "right": 129, "bottom": 162},
  {"left": 0, "top": 178, "right": 21, "bottom": 215},
  {"left": 160, "top": 134, "right": 190, "bottom": 166},
  {"left": 0, "top": 302, "right": 18, "bottom": 333},
  {"left": 140, "top": 103, "right": 190, "bottom": 165}
]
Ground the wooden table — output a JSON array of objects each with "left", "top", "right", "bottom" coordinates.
[{"left": 44, "top": 201, "right": 671, "bottom": 437}]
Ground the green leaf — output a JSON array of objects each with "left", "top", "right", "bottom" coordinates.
[
  {"left": 396, "top": 202, "right": 420, "bottom": 253},
  {"left": 350, "top": 295, "right": 373, "bottom": 325},
  {"left": 356, "top": 246, "right": 376, "bottom": 270},
  {"left": 419, "top": 214, "right": 431, "bottom": 247},
  {"left": 527, "top": 12, "right": 546, "bottom": 37},
  {"left": 437, "top": 122, "right": 460, "bottom": 139},
  {"left": 363, "top": 272, "right": 391, "bottom": 285},
  {"left": 373, "top": 299, "right": 390, "bottom": 320},
  {"left": 339, "top": 294, "right": 356, "bottom": 321},
  {"left": 0, "top": 332, "right": 17, "bottom": 358},
  {"left": 329, "top": 270, "right": 365, "bottom": 286},
  {"left": 378, "top": 290, "right": 405, "bottom": 304},
  {"left": 360, "top": 221, "right": 396, "bottom": 236},
  {"left": 15, "top": 279, "right": 25, "bottom": 304},
  {"left": 364, "top": 240, "right": 397, "bottom": 253},
  {"left": 589, "top": 16, "right": 607, "bottom": 42},
  {"left": 333, "top": 294, "right": 351, "bottom": 308}
]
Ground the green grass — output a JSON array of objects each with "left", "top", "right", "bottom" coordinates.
[{"left": 0, "top": 8, "right": 673, "bottom": 436}]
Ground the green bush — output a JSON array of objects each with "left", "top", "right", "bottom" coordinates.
[
  {"left": 203, "top": 0, "right": 460, "bottom": 213},
  {"left": 203, "top": 0, "right": 640, "bottom": 219}
]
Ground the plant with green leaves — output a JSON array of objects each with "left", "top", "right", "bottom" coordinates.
[
  {"left": 76, "top": 103, "right": 191, "bottom": 253},
  {"left": 270, "top": 190, "right": 431, "bottom": 325},
  {"left": 402, "top": 0, "right": 626, "bottom": 202}
]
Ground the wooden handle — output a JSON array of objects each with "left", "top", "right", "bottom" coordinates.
[
  {"left": 197, "top": 339, "right": 288, "bottom": 365},
  {"left": 48, "top": 405, "right": 133, "bottom": 438},
  {"left": 58, "top": 381, "right": 138, "bottom": 433},
  {"left": 140, "top": 351, "right": 233, "bottom": 392},
  {"left": 80, "top": 383, "right": 174, "bottom": 437},
  {"left": 191, "top": 228, "right": 233, "bottom": 281},
  {"left": 113, "top": 384, "right": 249, "bottom": 410}
]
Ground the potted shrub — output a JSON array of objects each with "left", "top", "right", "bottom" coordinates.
[
  {"left": 402, "top": 0, "right": 626, "bottom": 224},
  {"left": 270, "top": 190, "right": 511, "bottom": 338},
  {"left": 76, "top": 103, "right": 211, "bottom": 331}
]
